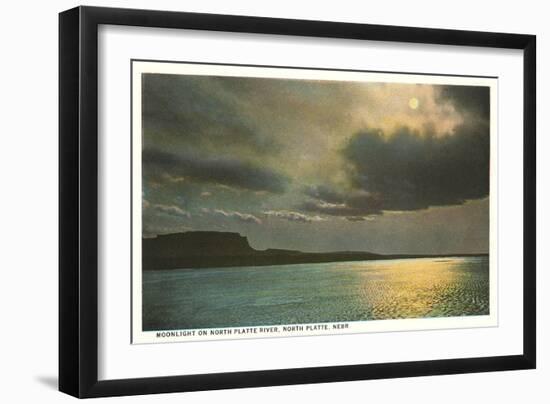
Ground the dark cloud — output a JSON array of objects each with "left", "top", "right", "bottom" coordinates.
[
  {"left": 142, "top": 74, "right": 280, "bottom": 154},
  {"left": 143, "top": 148, "right": 290, "bottom": 193},
  {"left": 344, "top": 125, "right": 489, "bottom": 210},
  {"left": 438, "top": 85, "right": 490, "bottom": 121},
  {"left": 302, "top": 122, "right": 489, "bottom": 216}
]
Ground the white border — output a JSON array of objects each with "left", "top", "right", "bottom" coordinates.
[
  {"left": 98, "top": 24, "right": 524, "bottom": 381},
  {"left": 130, "top": 61, "right": 498, "bottom": 344}
]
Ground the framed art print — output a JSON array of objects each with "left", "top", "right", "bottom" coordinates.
[
  {"left": 59, "top": 6, "right": 536, "bottom": 398},
  {"left": 131, "top": 61, "right": 498, "bottom": 344}
]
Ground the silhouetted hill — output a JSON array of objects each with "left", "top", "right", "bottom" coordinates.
[
  {"left": 142, "top": 231, "right": 487, "bottom": 270},
  {"left": 143, "top": 231, "right": 254, "bottom": 257}
]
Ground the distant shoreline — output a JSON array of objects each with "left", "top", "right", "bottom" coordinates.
[
  {"left": 143, "top": 253, "right": 489, "bottom": 271},
  {"left": 142, "top": 231, "right": 488, "bottom": 271}
]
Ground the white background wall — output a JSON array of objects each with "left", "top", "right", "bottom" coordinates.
[{"left": 0, "top": 0, "right": 545, "bottom": 402}]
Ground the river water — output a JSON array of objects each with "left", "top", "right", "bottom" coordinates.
[{"left": 142, "top": 256, "right": 489, "bottom": 331}]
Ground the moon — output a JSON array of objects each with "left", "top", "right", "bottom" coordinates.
[{"left": 408, "top": 97, "right": 419, "bottom": 110}]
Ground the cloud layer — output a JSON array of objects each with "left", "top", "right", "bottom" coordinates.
[
  {"left": 143, "top": 148, "right": 289, "bottom": 193},
  {"left": 263, "top": 210, "right": 326, "bottom": 223},
  {"left": 210, "top": 209, "right": 262, "bottom": 224}
]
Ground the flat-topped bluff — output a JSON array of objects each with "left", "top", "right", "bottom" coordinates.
[{"left": 143, "top": 231, "right": 256, "bottom": 257}]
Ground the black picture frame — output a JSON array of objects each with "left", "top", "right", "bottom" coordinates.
[{"left": 59, "top": 5, "right": 536, "bottom": 398}]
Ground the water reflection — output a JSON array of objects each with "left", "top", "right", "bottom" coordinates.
[{"left": 355, "top": 258, "right": 489, "bottom": 319}]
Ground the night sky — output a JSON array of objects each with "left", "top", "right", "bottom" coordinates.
[{"left": 141, "top": 72, "right": 490, "bottom": 254}]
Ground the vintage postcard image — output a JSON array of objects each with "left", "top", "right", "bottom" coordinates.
[{"left": 131, "top": 61, "right": 497, "bottom": 344}]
